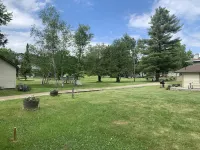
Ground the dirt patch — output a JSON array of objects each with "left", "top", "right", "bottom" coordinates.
[{"left": 113, "top": 120, "right": 129, "bottom": 125}]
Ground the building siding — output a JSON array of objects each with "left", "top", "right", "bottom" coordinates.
[
  {"left": 0, "top": 58, "right": 16, "bottom": 88},
  {"left": 182, "top": 73, "right": 199, "bottom": 88}
]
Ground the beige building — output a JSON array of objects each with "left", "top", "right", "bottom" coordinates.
[
  {"left": 176, "top": 65, "right": 200, "bottom": 88},
  {"left": 0, "top": 55, "right": 17, "bottom": 89},
  {"left": 176, "top": 54, "right": 200, "bottom": 89}
]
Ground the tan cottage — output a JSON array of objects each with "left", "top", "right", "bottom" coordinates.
[
  {"left": 0, "top": 55, "right": 17, "bottom": 89},
  {"left": 176, "top": 54, "right": 200, "bottom": 89}
]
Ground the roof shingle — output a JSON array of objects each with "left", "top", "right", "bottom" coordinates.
[{"left": 175, "top": 64, "right": 200, "bottom": 73}]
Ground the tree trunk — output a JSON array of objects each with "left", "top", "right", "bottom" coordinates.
[
  {"left": 25, "top": 75, "right": 27, "bottom": 80},
  {"left": 156, "top": 71, "right": 160, "bottom": 81},
  {"left": 116, "top": 76, "right": 120, "bottom": 83},
  {"left": 52, "top": 56, "right": 58, "bottom": 87},
  {"left": 42, "top": 75, "right": 45, "bottom": 84},
  {"left": 97, "top": 75, "right": 102, "bottom": 82},
  {"left": 46, "top": 77, "right": 49, "bottom": 84}
]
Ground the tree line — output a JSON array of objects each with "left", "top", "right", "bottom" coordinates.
[{"left": 0, "top": 2, "right": 193, "bottom": 83}]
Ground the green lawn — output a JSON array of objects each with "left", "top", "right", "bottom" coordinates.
[
  {"left": 0, "top": 76, "right": 149, "bottom": 97},
  {"left": 0, "top": 86, "right": 200, "bottom": 150}
]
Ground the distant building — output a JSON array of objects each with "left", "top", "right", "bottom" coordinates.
[{"left": 0, "top": 55, "right": 18, "bottom": 89}]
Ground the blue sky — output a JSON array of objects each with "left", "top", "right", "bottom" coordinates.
[{"left": 2, "top": 0, "right": 200, "bottom": 53}]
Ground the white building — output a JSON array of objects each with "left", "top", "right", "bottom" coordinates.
[{"left": 0, "top": 55, "right": 17, "bottom": 89}]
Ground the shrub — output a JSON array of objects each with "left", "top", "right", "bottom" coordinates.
[
  {"left": 16, "top": 84, "right": 31, "bottom": 92},
  {"left": 50, "top": 90, "right": 58, "bottom": 96},
  {"left": 165, "top": 79, "right": 169, "bottom": 81},
  {"left": 166, "top": 85, "right": 171, "bottom": 90},
  {"left": 23, "top": 96, "right": 39, "bottom": 110}
]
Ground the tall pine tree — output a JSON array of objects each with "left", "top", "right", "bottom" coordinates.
[
  {"left": 20, "top": 44, "right": 32, "bottom": 80},
  {"left": 141, "top": 7, "right": 182, "bottom": 81}
]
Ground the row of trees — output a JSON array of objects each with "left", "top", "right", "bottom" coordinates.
[{"left": 0, "top": 2, "right": 193, "bottom": 83}]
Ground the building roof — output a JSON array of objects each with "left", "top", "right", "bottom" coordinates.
[
  {"left": 175, "top": 64, "right": 200, "bottom": 73},
  {"left": 0, "top": 55, "right": 18, "bottom": 68}
]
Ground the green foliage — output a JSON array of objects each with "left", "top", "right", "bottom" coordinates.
[
  {"left": 140, "top": 7, "right": 182, "bottom": 81},
  {"left": 16, "top": 84, "right": 31, "bottom": 92},
  {"left": 85, "top": 44, "right": 107, "bottom": 81},
  {"left": 0, "top": 48, "right": 18, "bottom": 64},
  {"left": 50, "top": 89, "right": 58, "bottom": 96},
  {"left": 31, "top": 5, "right": 71, "bottom": 83},
  {"left": 74, "top": 24, "right": 93, "bottom": 79},
  {"left": 166, "top": 85, "right": 171, "bottom": 90},
  {"left": 103, "top": 34, "right": 136, "bottom": 82},
  {"left": 74, "top": 24, "right": 93, "bottom": 56},
  {"left": 0, "top": 1, "right": 12, "bottom": 46},
  {"left": 20, "top": 44, "right": 32, "bottom": 80},
  {"left": 24, "top": 96, "right": 39, "bottom": 102},
  {"left": 174, "top": 42, "right": 193, "bottom": 68}
]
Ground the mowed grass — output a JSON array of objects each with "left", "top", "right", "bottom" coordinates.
[
  {"left": 0, "top": 76, "right": 149, "bottom": 97},
  {"left": 1, "top": 86, "right": 200, "bottom": 150}
]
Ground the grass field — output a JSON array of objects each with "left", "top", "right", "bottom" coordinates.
[
  {"left": 0, "top": 86, "right": 200, "bottom": 150},
  {"left": 0, "top": 76, "right": 149, "bottom": 97}
]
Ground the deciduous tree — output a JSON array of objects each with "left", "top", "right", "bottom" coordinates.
[
  {"left": 0, "top": 1, "right": 12, "bottom": 47},
  {"left": 74, "top": 24, "right": 93, "bottom": 82}
]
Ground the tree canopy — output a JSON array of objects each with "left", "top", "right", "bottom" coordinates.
[{"left": 0, "top": 2, "right": 12, "bottom": 47}]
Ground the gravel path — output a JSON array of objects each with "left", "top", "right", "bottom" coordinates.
[{"left": 0, "top": 83, "right": 158, "bottom": 102}]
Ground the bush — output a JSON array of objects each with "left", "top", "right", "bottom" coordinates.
[
  {"left": 16, "top": 84, "right": 31, "bottom": 92},
  {"left": 50, "top": 90, "right": 58, "bottom": 96},
  {"left": 166, "top": 85, "right": 171, "bottom": 90},
  {"left": 165, "top": 79, "right": 169, "bottom": 81},
  {"left": 23, "top": 96, "right": 39, "bottom": 109}
]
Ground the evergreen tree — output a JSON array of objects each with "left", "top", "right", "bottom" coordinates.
[
  {"left": 141, "top": 7, "right": 182, "bottom": 81},
  {"left": 20, "top": 44, "right": 32, "bottom": 80}
]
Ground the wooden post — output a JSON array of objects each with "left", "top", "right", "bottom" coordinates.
[
  {"left": 13, "top": 127, "right": 17, "bottom": 141},
  {"left": 72, "top": 88, "right": 74, "bottom": 99}
]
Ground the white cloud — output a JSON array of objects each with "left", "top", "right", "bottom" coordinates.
[
  {"left": 128, "top": 14, "right": 151, "bottom": 28},
  {"left": 128, "top": 0, "right": 200, "bottom": 29},
  {"left": 128, "top": 0, "right": 200, "bottom": 50},
  {"left": 74, "top": 0, "right": 93, "bottom": 6},
  {"left": 154, "top": 0, "right": 200, "bottom": 20},
  {"left": 2, "top": 0, "right": 51, "bottom": 29},
  {"left": 3, "top": 30, "right": 33, "bottom": 53},
  {"left": 1, "top": 0, "right": 51, "bottom": 52},
  {"left": 178, "top": 31, "right": 200, "bottom": 48}
]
